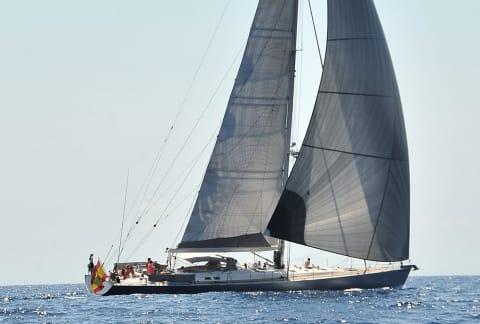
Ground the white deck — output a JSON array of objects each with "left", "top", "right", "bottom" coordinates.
[{"left": 113, "top": 264, "right": 400, "bottom": 286}]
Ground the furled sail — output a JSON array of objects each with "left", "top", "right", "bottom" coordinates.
[
  {"left": 267, "top": 0, "right": 409, "bottom": 262},
  {"left": 177, "top": 0, "right": 298, "bottom": 252}
]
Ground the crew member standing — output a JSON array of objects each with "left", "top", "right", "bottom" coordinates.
[
  {"left": 88, "top": 254, "right": 94, "bottom": 274},
  {"left": 146, "top": 258, "right": 155, "bottom": 276}
]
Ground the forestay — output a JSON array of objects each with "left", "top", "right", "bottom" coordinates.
[
  {"left": 177, "top": 0, "right": 298, "bottom": 252},
  {"left": 267, "top": 0, "right": 410, "bottom": 262}
]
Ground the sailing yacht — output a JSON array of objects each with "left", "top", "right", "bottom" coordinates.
[{"left": 85, "top": 0, "right": 417, "bottom": 295}]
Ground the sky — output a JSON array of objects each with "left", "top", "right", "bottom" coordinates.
[{"left": 1, "top": 0, "right": 479, "bottom": 285}]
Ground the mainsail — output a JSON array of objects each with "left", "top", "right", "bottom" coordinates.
[
  {"left": 267, "top": 0, "right": 410, "bottom": 262},
  {"left": 177, "top": 0, "right": 298, "bottom": 252}
]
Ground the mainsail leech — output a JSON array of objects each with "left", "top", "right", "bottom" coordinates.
[
  {"left": 177, "top": 0, "right": 299, "bottom": 252},
  {"left": 267, "top": 0, "right": 409, "bottom": 262}
]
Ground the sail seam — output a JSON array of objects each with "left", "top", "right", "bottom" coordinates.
[
  {"left": 366, "top": 160, "right": 392, "bottom": 260},
  {"left": 232, "top": 95, "right": 289, "bottom": 101},
  {"left": 319, "top": 90, "right": 391, "bottom": 98},
  {"left": 366, "top": 66, "right": 400, "bottom": 259},
  {"left": 255, "top": 27, "right": 293, "bottom": 33},
  {"left": 303, "top": 144, "right": 403, "bottom": 161},
  {"left": 319, "top": 147, "right": 349, "bottom": 256},
  {"left": 327, "top": 37, "right": 385, "bottom": 41}
]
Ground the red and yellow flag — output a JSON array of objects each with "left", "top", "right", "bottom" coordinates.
[{"left": 91, "top": 261, "right": 107, "bottom": 294}]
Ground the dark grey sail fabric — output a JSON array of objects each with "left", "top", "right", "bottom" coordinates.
[
  {"left": 267, "top": 0, "right": 409, "bottom": 262},
  {"left": 177, "top": 0, "right": 298, "bottom": 252}
]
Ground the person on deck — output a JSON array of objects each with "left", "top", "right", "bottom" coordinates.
[
  {"left": 125, "top": 264, "right": 135, "bottom": 278},
  {"left": 110, "top": 264, "right": 118, "bottom": 282},
  {"left": 166, "top": 249, "right": 172, "bottom": 270},
  {"left": 304, "top": 258, "right": 311, "bottom": 268},
  {"left": 146, "top": 258, "right": 155, "bottom": 276},
  {"left": 88, "top": 254, "right": 94, "bottom": 274}
]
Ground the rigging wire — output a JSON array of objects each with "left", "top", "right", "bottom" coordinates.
[
  {"left": 127, "top": 187, "right": 198, "bottom": 261},
  {"left": 138, "top": 128, "right": 218, "bottom": 220},
  {"left": 152, "top": 131, "right": 218, "bottom": 228},
  {"left": 308, "top": 0, "right": 324, "bottom": 68},
  {"left": 119, "top": 1, "right": 296, "bottom": 258},
  {"left": 128, "top": 0, "right": 233, "bottom": 224},
  {"left": 117, "top": 169, "right": 129, "bottom": 262},
  {"left": 171, "top": 0, "right": 232, "bottom": 133},
  {"left": 102, "top": 244, "right": 115, "bottom": 266},
  {"left": 135, "top": 53, "right": 240, "bottom": 221},
  {"left": 109, "top": 1, "right": 232, "bottom": 259},
  {"left": 123, "top": 147, "right": 162, "bottom": 233},
  {"left": 123, "top": 132, "right": 218, "bottom": 259},
  {"left": 170, "top": 188, "right": 199, "bottom": 248},
  {"left": 117, "top": 43, "right": 246, "bottom": 256},
  {"left": 102, "top": 170, "right": 129, "bottom": 266}
]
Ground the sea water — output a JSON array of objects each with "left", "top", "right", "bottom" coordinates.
[{"left": 1, "top": 276, "right": 479, "bottom": 323}]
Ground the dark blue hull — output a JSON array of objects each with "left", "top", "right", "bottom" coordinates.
[{"left": 103, "top": 266, "right": 413, "bottom": 295}]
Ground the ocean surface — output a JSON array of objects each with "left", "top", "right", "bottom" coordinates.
[{"left": 1, "top": 276, "right": 479, "bottom": 323}]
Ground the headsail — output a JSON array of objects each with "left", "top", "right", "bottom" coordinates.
[
  {"left": 267, "top": 0, "right": 409, "bottom": 262},
  {"left": 177, "top": 0, "right": 298, "bottom": 252}
]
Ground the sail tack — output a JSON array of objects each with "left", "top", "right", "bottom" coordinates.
[
  {"left": 267, "top": 0, "right": 410, "bottom": 262},
  {"left": 178, "top": 0, "right": 298, "bottom": 251}
]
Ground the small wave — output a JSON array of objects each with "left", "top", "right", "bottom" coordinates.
[
  {"left": 64, "top": 295, "right": 87, "bottom": 300},
  {"left": 33, "top": 307, "right": 48, "bottom": 317},
  {"left": 9, "top": 293, "right": 61, "bottom": 301},
  {"left": 1, "top": 307, "right": 27, "bottom": 315},
  {"left": 394, "top": 301, "right": 422, "bottom": 309},
  {"left": 273, "top": 316, "right": 299, "bottom": 322},
  {"left": 40, "top": 293, "right": 56, "bottom": 300},
  {"left": 400, "top": 286, "right": 417, "bottom": 291}
]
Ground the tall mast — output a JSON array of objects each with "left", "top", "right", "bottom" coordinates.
[{"left": 274, "top": 0, "right": 299, "bottom": 269}]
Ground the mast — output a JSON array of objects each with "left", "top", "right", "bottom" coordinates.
[
  {"left": 273, "top": 239, "right": 285, "bottom": 268},
  {"left": 274, "top": 0, "right": 299, "bottom": 270}
]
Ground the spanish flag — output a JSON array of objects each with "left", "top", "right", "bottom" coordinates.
[{"left": 91, "top": 260, "right": 107, "bottom": 294}]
